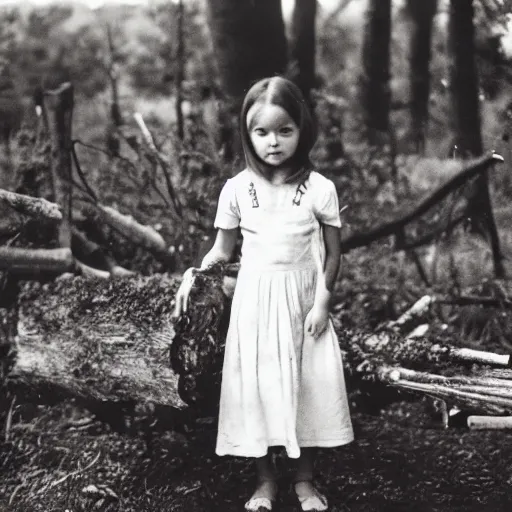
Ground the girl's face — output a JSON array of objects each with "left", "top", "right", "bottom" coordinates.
[{"left": 247, "top": 103, "right": 300, "bottom": 167}]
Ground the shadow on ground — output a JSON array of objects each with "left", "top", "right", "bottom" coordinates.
[{"left": 1, "top": 398, "right": 512, "bottom": 512}]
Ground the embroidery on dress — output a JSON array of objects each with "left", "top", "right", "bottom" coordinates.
[
  {"left": 292, "top": 180, "right": 308, "bottom": 206},
  {"left": 249, "top": 182, "right": 259, "bottom": 208}
]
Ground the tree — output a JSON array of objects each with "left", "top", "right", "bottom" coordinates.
[
  {"left": 406, "top": 0, "right": 438, "bottom": 154},
  {"left": 449, "top": 0, "right": 482, "bottom": 156},
  {"left": 205, "top": 0, "right": 287, "bottom": 104},
  {"left": 449, "top": 0, "right": 504, "bottom": 278},
  {"left": 360, "top": 0, "right": 392, "bottom": 144},
  {"left": 289, "top": 0, "right": 317, "bottom": 99},
  {"left": 204, "top": 0, "right": 287, "bottom": 160}
]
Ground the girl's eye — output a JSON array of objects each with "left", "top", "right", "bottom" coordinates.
[
  {"left": 254, "top": 128, "right": 266, "bottom": 136},
  {"left": 280, "top": 127, "right": 294, "bottom": 134}
]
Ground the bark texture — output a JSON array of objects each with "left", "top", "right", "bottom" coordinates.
[
  {"left": 289, "top": 0, "right": 317, "bottom": 99},
  {"left": 205, "top": 0, "right": 287, "bottom": 103},
  {"left": 44, "top": 83, "right": 74, "bottom": 248},
  {"left": 407, "top": 0, "right": 438, "bottom": 153},
  {"left": 449, "top": 0, "right": 505, "bottom": 277},
  {"left": 360, "top": 0, "right": 392, "bottom": 143}
]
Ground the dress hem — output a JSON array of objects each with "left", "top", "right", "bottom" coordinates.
[{"left": 216, "top": 433, "right": 355, "bottom": 459}]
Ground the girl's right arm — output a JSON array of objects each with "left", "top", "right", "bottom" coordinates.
[{"left": 172, "top": 227, "right": 238, "bottom": 317}]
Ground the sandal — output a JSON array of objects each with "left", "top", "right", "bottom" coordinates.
[
  {"left": 244, "top": 496, "right": 276, "bottom": 512},
  {"left": 294, "top": 481, "right": 328, "bottom": 512},
  {"left": 245, "top": 480, "right": 278, "bottom": 511}
]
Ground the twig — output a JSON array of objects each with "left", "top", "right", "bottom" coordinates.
[
  {"left": 71, "top": 141, "right": 98, "bottom": 201},
  {"left": 4, "top": 395, "right": 16, "bottom": 442},
  {"left": 73, "top": 139, "right": 137, "bottom": 171},
  {"left": 134, "top": 113, "right": 158, "bottom": 152},
  {"left": 75, "top": 259, "right": 111, "bottom": 279},
  {"left": 408, "top": 249, "right": 431, "bottom": 287},
  {"left": 386, "top": 295, "right": 434, "bottom": 330},
  {"left": 133, "top": 112, "right": 183, "bottom": 219}
]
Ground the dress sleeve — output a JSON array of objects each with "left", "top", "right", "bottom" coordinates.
[
  {"left": 214, "top": 178, "right": 240, "bottom": 229},
  {"left": 313, "top": 178, "right": 342, "bottom": 228}
]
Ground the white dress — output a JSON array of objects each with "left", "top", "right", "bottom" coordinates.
[{"left": 214, "top": 169, "right": 354, "bottom": 459}]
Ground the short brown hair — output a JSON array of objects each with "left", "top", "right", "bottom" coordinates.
[{"left": 240, "top": 76, "right": 317, "bottom": 184}]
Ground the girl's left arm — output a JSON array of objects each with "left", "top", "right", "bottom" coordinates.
[
  {"left": 321, "top": 224, "right": 341, "bottom": 297},
  {"left": 306, "top": 224, "right": 341, "bottom": 337}
]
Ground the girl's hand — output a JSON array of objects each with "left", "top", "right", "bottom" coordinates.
[
  {"left": 305, "top": 303, "right": 329, "bottom": 339},
  {"left": 172, "top": 267, "right": 197, "bottom": 319}
]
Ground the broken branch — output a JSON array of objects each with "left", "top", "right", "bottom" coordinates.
[{"left": 0, "top": 189, "right": 62, "bottom": 222}]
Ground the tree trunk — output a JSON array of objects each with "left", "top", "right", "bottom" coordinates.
[
  {"left": 44, "top": 83, "right": 74, "bottom": 249},
  {"left": 4, "top": 271, "right": 229, "bottom": 416},
  {"left": 205, "top": 0, "right": 287, "bottom": 103},
  {"left": 289, "top": 0, "right": 317, "bottom": 99},
  {"left": 449, "top": 0, "right": 482, "bottom": 155},
  {"left": 360, "top": 0, "right": 392, "bottom": 144},
  {"left": 449, "top": 0, "right": 505, "bottom": 277},
  {"left": 205, "top": 0, "right": 287, "bottom": 160},
  {"left": 406, "top": 0, "right": 438, "bottom": 154},
  {"left": 175, "top": 0, "right": 185, "bottom": 141}
]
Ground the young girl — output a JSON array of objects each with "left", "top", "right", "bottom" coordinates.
[{"left": 173, "top": 76, "right": 354, "bottom": 512}]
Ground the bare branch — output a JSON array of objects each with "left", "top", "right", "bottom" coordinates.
[{"left": 340, "top": 152, "right": 503, "bottom": 253}]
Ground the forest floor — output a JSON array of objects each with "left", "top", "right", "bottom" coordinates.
[{"left": 2, "top": 396, "right": 512, "bottom": 512}]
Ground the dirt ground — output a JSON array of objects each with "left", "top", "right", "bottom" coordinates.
[{"left": 2, "top": 396, "right": 512, "bottom": 512}]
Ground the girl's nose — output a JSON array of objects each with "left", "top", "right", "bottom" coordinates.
[{"left": 269, "top": 133, "right": 278, "bottom": 146}]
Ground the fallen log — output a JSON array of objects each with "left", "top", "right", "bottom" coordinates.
[
  {"left": 467, "top": 415, "right": 512, "bottom": 429},
  {"left": 0, "top": 189, "right": 62, "bottom": 222},
  {"left": 0, "top": 247, "right": 74, "bottom": 273},
  {"left": 4, "top": 267, "right": 512, "bottom": 431},
  {"left": 8, "top": 275, "right": 183, "bottom": 407},
  {"left": 5, "top": 269, "right": 228, "bottom": 427},
  {"left": 82, "top": 203, "right": 173, "bottom": 264}
]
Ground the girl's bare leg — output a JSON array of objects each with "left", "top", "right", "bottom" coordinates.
[
  {"left": 294, "top": 448, "right": 328, "bottom": 510},
  {"left": 245, "top": 454, "right": 278, "bottom": 509}
]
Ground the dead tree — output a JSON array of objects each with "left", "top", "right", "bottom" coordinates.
[
  {"left": 105, "top": 24, "right": 123, "bottom": 157},
  {"left": 44, "top": 83, "right": 74, "bottom": 248}
]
